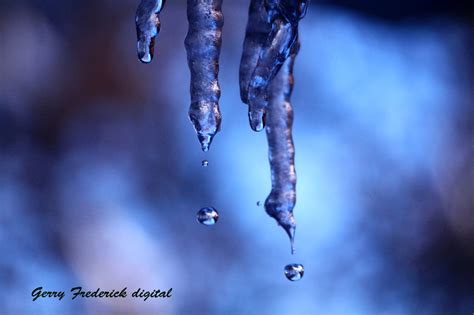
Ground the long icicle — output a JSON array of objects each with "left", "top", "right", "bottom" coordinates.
[
  {"left": 240, "top": 1, "right": 307, "bottom": 253},
  {"left": 135, "top": 0, "right": 167, "bottom": 63},
  {"left": 185, "top": 0, "right": 224, "bottom": 152},
  {"left": 265, "top": 42, "right": 299, "bottom": 254}
]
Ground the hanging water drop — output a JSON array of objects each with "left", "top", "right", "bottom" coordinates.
[
  {"left": 196, "top": 207, "right": 219, "bottom": 226},
  {"left": 201, "top": 159, "right": 209, "bottom": 167},
  {"left": 284, "top": 263, "right": 304, "bottom": 281}
]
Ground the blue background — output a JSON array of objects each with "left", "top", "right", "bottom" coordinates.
[{"left": 0, "top": 0, "right": 472, "bottom": 314}]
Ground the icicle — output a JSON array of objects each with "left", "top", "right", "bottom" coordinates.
[
  {"left": 185, "top": 0, "right": 224, "bottom": 152},
  {"left": 264, "top": 42, "right": 299, "bottom": 255},
  {"left": 239, "top": 0, "right": 272, "bottom": 105},
  {"left": 134, "top": 1, "right": 307, "bottom": 254},
  {"left": 135, "top": 0, "right": 166, "bottom": 63},
  {"left": 239, "top": 0, "right": 308, "bottom": 252},
  {"left": 247, "top": 21, "right": 297, "bottom": 132},
  {"left": 244, "top": 0, "right": 307, "bottom": 132},
  {"left": 267, "top": 0, "right": 309, "bottom": 25}
]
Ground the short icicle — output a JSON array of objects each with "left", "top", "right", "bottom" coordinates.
[
  {"left": 135, "top": 0, "right": 167, "bottom": 63},
  {"left": 244, "top": 0, "right": 307, "bottom": 131}
]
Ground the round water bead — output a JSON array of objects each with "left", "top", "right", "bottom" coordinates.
[
  {"left": 284, "top": 263, "right": 304, "bottom": 281},
  {"left": 256, "top": 201, "right": 261, "bottom": 206},
  {"left": 196, "top": 207, "right": 219, "bottom": 226},
  {"left": 201, "top": 160, "right": 209, "bottom": 167}
]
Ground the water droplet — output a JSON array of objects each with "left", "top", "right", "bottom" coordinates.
[
  {"left": 248, "top": 109, "right": 266, "bottom": 132},
  {"left": 196, "top": 207, "right": 219, "bottom": 226},
  {"left": 284, "top": 263, "right": 304, "bottom": 281},
  {"left": 138, "top": 47, "right": 153, "bottom": 64},
  {"left": 256, "top": 201, "right": 261, "bottom": 206},
  {"left": 201, "top": 160, "right": 209, "bottom": 167}
]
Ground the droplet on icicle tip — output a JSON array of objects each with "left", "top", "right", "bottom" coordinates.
[
  {"left": 188, "top": 102, "right": 221, "bottom": 153},
  {"left": 248, "top": 109, "right": 265, "bottom": 132},
  {"left": 198, "top": 134, "right": 212, "bottom": 152},
  {"left": 138, "top": 48, "right": 153, "bottom": 63}
]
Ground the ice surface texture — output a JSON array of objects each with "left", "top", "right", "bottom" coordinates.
[
  {"left": 185, "top": 0, "right": 224, "bottom": 152},
  {"left": 136, "top": 0, "right": 223, "bottom": 152},
  {"left": 135, "top": 0, "right": 166, "bottom": 63},
  {"left": 240, "top": 0, "right": 307, "bottom": 252},
  {"left": 240, "top": 0, "right": 307, "bottom": 132},
  {"left": 135, "top": 0, "right": 308, "bottom": 253}
]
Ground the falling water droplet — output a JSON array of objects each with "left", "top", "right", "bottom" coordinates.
[
  {"left": 284, "top": 263, "right": 304, "bottom": 281},
  {"left": 196, "top": 207, "right": 219, "bottom": 226},
  {"left": 201, "top": 160, "right": 209, "bottom": 167},
  {"left": 256, "top": 201, "right": 261, "bottom": 206}
]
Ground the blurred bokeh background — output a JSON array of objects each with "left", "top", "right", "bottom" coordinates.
[{"left": 0, "top": 0, "right": 473, "bottom": 314}]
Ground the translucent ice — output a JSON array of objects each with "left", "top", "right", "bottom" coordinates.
[
  {"left": 240, "top": 0, "right": 307, "bottom": 131},
  {"left": 135, "top": 0, "right": 166, "bottom": 63},
  {"left": 265, "top": 50, "right": 299, "bottom": 254},
  {"left": 185, "top": 0, "right": 224, "bottom": 151}
]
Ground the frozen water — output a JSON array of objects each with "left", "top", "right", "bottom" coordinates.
[
  {"left": 240, "top": 1, "right": 307, "bottom": 253},
  {"left": 240, "top": 0, "right": 306, "bottom": 131},
  {"left": 263, "top": 44, "right": 299, "bottom": 254},
  {"left": 135, "top": 0, "right": 165, "bottom": 63},
  {"left": 185, "top": 0, "right": 224, "bottom": 151}
]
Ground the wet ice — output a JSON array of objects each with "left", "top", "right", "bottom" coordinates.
[{"left": 135, "top": 0, "right": 165, "bottom": 63}]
